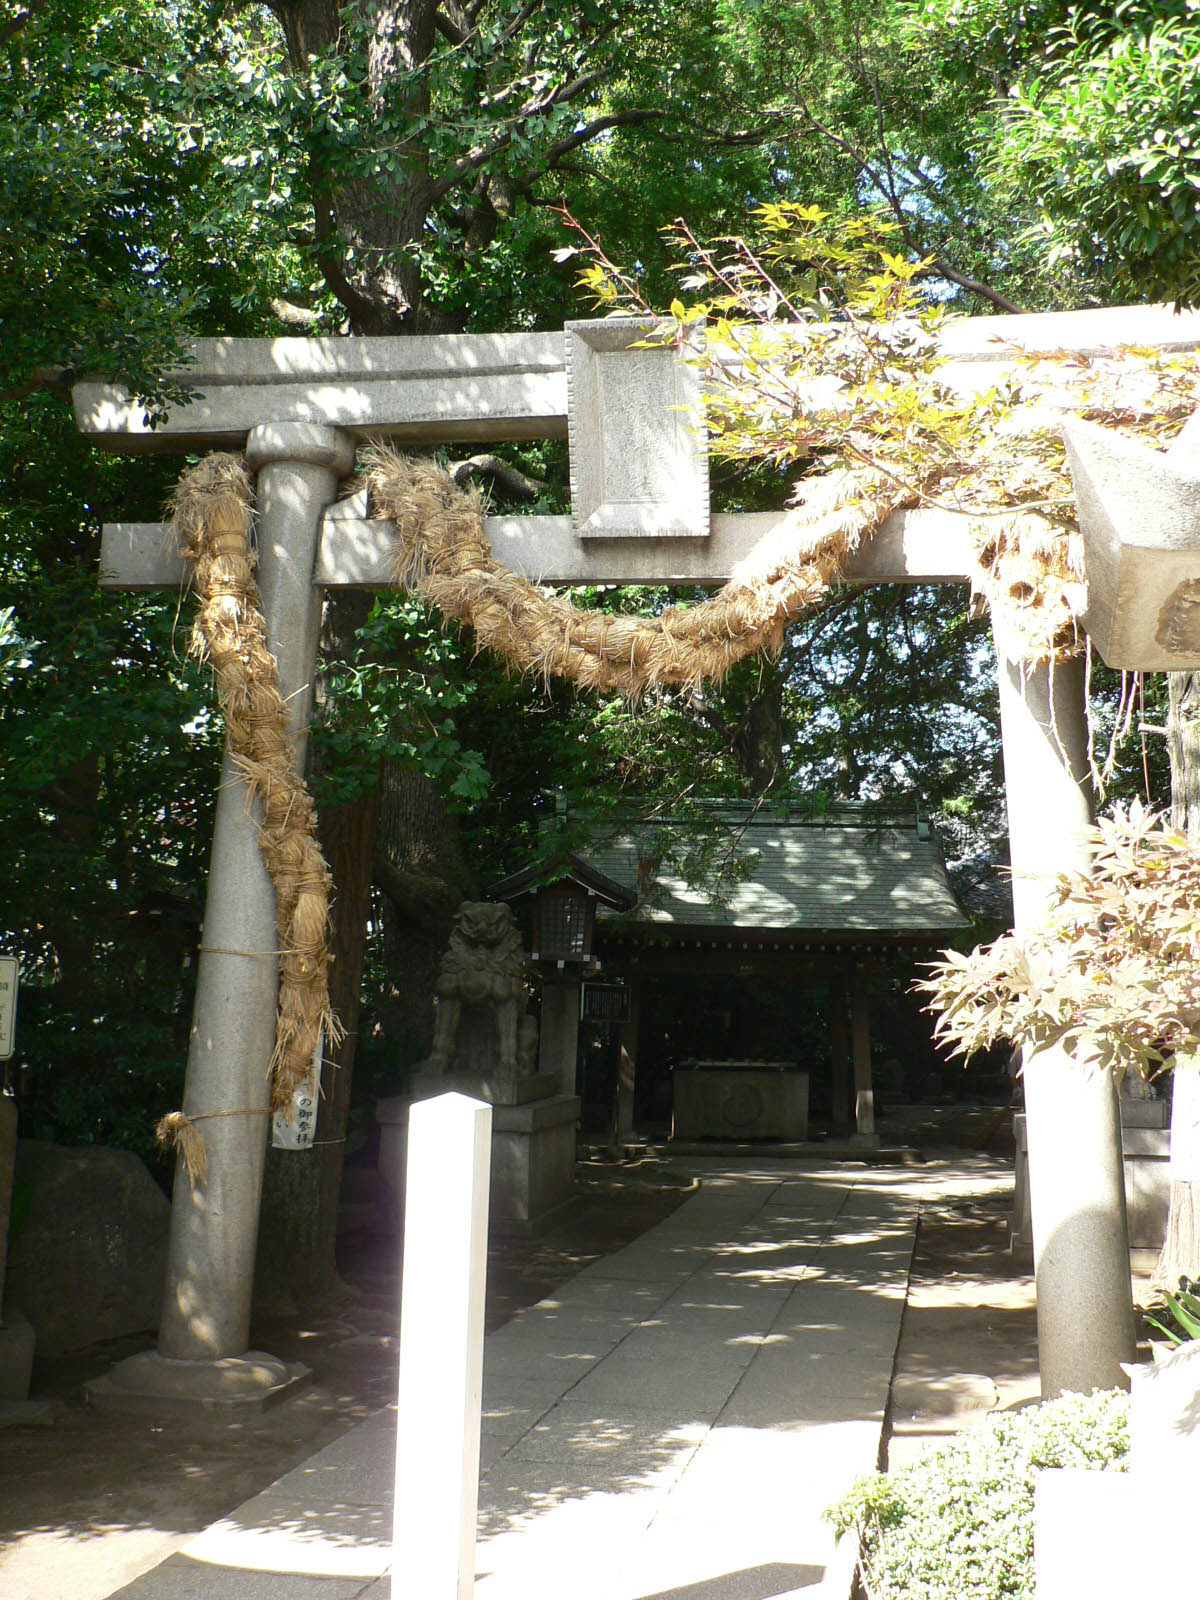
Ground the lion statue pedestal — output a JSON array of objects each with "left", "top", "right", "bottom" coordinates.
[{"left": 384, "top": 901, "right": 577, "bottom": 1235}]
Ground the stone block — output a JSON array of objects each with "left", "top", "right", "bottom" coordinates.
[
  {"left": 1035, "top": 1339, "right": 1200, "bottom": 1596},
  {"left": 87, "top": 1348, "right": 311, "bottom": 1413},
  {"left": 75, "top": 330, "right": 569, "bottom": 448},
  {"left": 566, "top": 317, "right": 709, "bottom": 539},
  {"left": 380, "top": 1092, "right": 581, "bottom": 1237},
  {"left": 1063, "top": 414, "right": 1200, "bottom": 670},
  {"left": 672, "top": 1067, "right": 809, "bottom": 1141},
  {"left": 1120, "top": 1125, "right": 1171, "bottom": 1249},
  {"left": 374, "top": 1093, "right": 409, "bottom": 1213},
  {"left": 490, "top": 1094, "right": 580, "bottom": 1234},
  {"left": 0, "top": 1093, "right": 16, "bottom": 1312},
  {"left": 1119, "top": 1094, "right": 1170, "bottom": 1128},
  {"left": 1034, "top": 1467, "right": 1142, "bottom": 1599},
  {"left": 103, "top": 502, "right": 984, "bottom": 592},
  {"left": 0, "top": 1306, "right": 35, "bottom": 1402},
  {"left": 8, "top": 1139, "right": 170, "bottom": 1356},
  {"left": 1014, "top": 1110, "right": 1171, "bottom": 1254}
]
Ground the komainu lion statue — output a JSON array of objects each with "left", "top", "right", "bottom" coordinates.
[{"left": 426, "top": 901, "right": 532, "bottom": 1091}]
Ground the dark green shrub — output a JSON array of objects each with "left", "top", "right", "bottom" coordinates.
[{"left": 827, "top": 1389, "right": 1129, "bottom": 1599}]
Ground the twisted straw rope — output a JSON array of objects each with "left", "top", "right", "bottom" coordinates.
[
  {"left": 366, "top": 447, "right": 917, "bottom": 695},
  {"left": 168, "top": 454, "right": 340, "bottom": 1124}
]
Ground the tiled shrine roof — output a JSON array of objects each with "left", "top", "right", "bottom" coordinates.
[{"left": 588, "top": 804, "right": 970, "bottom": 938}]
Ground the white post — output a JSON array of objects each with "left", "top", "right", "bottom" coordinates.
[
  {"left": 394, "top": 1092, "right": 492, "bottom": 1600},
  {"left": 996, "top": 647, "right": 1135, "bottom": 1396}
]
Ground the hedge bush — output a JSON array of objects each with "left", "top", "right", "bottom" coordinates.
[{"left": 826, "top": 1389, "right": 1129, "bottom": 1599}]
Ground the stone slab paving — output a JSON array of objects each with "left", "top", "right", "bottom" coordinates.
[{"left": 104, "top": 1157, "right": 1012, "bottom": 1600}]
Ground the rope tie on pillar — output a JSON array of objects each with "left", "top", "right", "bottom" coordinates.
[
  {"left": 165, "top": 454, "right": 341, "bottom": 1145},
  {"left": 155, "top": 1108, "right": 273, "bottom": 1188}
]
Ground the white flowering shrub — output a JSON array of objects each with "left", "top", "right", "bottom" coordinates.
[{"left": 827, "top": 1389, "right": 1129, "bottom": 1599}]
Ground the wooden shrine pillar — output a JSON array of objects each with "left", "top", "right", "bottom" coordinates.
[
  {"left": 829, "top": 971, "right": 852, "bottom": 1135},
  {"left": 612, "top": 979, "right": 642, "bottom": 1152},
  {"left": 851, "top": 962, "right": 878, "bottom": 1143}
]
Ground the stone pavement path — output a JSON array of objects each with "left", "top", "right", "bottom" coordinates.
[{"left": 103, "top": 1156, "right": 1012, "bottom": 1600}]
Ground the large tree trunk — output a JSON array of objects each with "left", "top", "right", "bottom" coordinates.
[
  {"left": 1155, "top": 670, "right": 1200, "bottom": 1290},
  {"left": 732, "top": 671, "right": 785, "bottom": 795},
  {"left": 271, "top": 0, "right": 440, "bottom": 331},
  {"left": 373, "top": 767, "right": 475, "bottom": 1072},
  {"left": 254, "top": 780, "right": 382, "bottom": 1312},
  {"left": 254, "top": 591, "right": 380, "bottom": 1311}
]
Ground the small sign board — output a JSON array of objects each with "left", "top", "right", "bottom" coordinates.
[
  {"left": 581, "top": 982, "right": 632, "bottom": 1024},
  {"left": 272, "top": 1033, "right": 321, "bottom": 1151},
  {"left": 0, "top": 957, "right": 18, "bottom": 1061}
]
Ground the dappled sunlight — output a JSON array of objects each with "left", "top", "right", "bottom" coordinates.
[
  {"left": 184, "top": 1493, "right": 391, "bottom": 1579},
  {"left": 0, "top": 1148, "right": 1027, "bottom": 1600}
]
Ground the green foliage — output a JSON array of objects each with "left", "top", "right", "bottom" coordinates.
[
  {"left": 910, "top": 1, "right": 1200, "bottom": 307},
  {"left": 571, "top": 203, "right": 1197, "bottom": 524},
  {"left": 827, "top": 1388, "right": 1130, "bottom": 1600},
  {"left": 995, "top": 10, "right": 1200, "bottom": 306},
  {"left": 920, "top": 804, "right": 1200, "bottom": 1078},
  {"left": 1145, "top": 1277, "right": 1200, "bottom": 1348},
  {"left": 311, "top": 596, "right": 491, "bottom": 809},
  {"left": 0, "top": 394, "right": 221, "bottom": 1160},
  {"left": 0, "top": 2, "right": 294, "bottom": 409}
]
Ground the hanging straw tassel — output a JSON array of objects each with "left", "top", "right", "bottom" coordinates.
[{"left": 156, "top": 1111, "right": 208, "bottom": 1189}]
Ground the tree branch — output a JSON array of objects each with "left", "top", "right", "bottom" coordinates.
[
  {"left": 268, "top": 296, "right": 322, "bottom": 328},
  {"left": 310, "top": 176, "right": 398, "bottom": 326},
  {"left": 434, "top": 1, "right": 471, "bottom": 46},
  {"left": 373, "top": 854, "right": 461, "bottom": 929},
  {"left": 530, "top": 108, "right": 670, "bottom": 173},
  {"left": 786, "top": 94, "right": 1027, "bottom": 315},
  {"left": 922, "top": 258, "right": 1026, "bottom": 316},
  {"left": 681, "top": 689, "right": 735, "bottom": 744},
  {"left": 448, "top": 452, "right": 547, "bottom": 501},
  {"left": 0, "top": 366, "right": 72, "bottom": 406}
]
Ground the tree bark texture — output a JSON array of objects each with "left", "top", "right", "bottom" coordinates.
[
  {"left": 374, "top": 766, "right": 475, "bottom": 1072},
  {"left": 271, "top": 1, "right": 440, "bottom": 331},
  {"left": 254, "top": 778, "right": 383, "bottom": 1312},
  {"left": 732, "top": 670, "right": 784, "bottom": 795}
]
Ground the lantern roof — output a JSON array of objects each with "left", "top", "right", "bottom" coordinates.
[{"left": 486, "top": 852, "right": 636, "bottom": 912}]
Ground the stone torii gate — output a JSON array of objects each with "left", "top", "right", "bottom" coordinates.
[{"left": 75, "top": 303, "right": 1200, "bottom": 1405}]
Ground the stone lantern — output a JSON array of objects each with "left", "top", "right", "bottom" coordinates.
[
  {"left": 531, "top": 881, "right": 595, "bottom": 965},
  {"left": 489, "top": 855, "right": 635, "bottom": 1094}
]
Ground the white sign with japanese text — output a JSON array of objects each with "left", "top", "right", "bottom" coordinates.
[
  {"left": 271, "top": 1033, "right": 321, "bottom": 1151},
  {"left": 0, "top": 958, "right": 18, "bottom": 1061}
]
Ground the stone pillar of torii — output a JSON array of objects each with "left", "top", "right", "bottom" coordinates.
[{"left": 74, "top": 304, "right": 1200, "bottom": 1405}]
